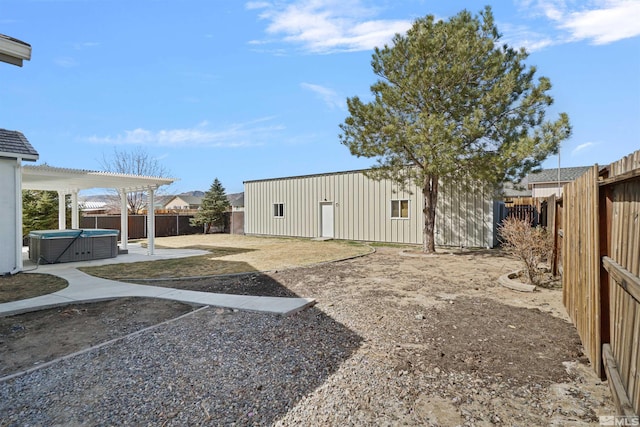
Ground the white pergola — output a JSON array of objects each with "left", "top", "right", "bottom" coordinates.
[{"left": 21, "top": 164, "right": 174, "bottom": 262}]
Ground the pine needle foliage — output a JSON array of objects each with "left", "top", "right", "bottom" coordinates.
[
  {"left": 339, "top": 6, "right": 571, "bottom": 253},
  {"left": 191, "top": 178, "right": 230, "bottom": 234}
]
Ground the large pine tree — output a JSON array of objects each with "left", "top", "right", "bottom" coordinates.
[
  {"left": 340, "top": 6, "right": 571, "bottom": 253},
  {"left": 191, "top": 178, "right": 230, "bottom": 234}
]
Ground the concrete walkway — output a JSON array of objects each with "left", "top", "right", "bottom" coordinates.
[{"left": 0, "top": 244, "right": 315, "bottom": 317}]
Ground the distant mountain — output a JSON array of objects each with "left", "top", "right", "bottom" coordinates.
[
  {"left": 79, "top": 190, "right": 244, "bottom": 207},
  {"left": 179, "top": 190, "right": 205, "bottom": 197},
  {"left": 79, "top": 194, "right": 119, "bottom": 203}
]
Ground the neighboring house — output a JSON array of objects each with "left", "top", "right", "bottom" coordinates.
[
  {"left": 79, "top": 200, "right": 108, "bottom": 215},
  {"left": 165, "top": 192, "right": 244, "bottom": 212},
  {"left": 227, "top": 192, "right": 245, "bottom": 235},
  {"left": 0, "top": 129, "right": 39, "bottom": 274},
  {"left": 501, "top": 176, "right": 532, "bottom": 206},
  {"left": 79, "top": 195, "right": 121, "bottom": 215},
  {"left": 164, "top": 195, "right": 203, "bottom": 210},
  {"left": 527, "top": 166, "right": 591, "bottom": 198},
  {"left": 500, "top": 166, "right": 592, "bottom": 204},
  {"left": 227, "top": 192, "right": 244, "bottom": 209},
  {"left": 244, "top": 169, "right": 502, "bottom": 248}
]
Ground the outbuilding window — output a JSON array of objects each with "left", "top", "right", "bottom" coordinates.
[
  {"left": 273, "top": 203, "right": 284, "bottom": 218},
  {"left": 391, "top": 199, "right": 409, "bottom": 219}
]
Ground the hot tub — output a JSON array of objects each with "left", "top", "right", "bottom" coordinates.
[{"left": 29, "top": 229, "right": 119, "bottom": 264}]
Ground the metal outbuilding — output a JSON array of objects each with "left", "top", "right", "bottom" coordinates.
[{"left": 244, "top": 169, "right": 502, "bottom": 248}]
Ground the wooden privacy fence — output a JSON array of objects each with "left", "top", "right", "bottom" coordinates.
[
  {"left": 558, "top": 150, "right": 640, "bottom": 418},
  {"left": 80, "top": 215, "right": 201, "bottom": 239},
  {"left": 505, "top": 204, "right": 538, "bottom": 225}
]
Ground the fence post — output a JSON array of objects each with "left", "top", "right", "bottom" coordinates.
[{"left": 552, "top": 198, "right": 561, "bottom": 276}]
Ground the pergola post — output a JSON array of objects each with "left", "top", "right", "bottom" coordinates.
[
  {"left": 57, "top": 191, "right": 66, "bottom": 230},
  {"left": 71, "top": 190, "right": 79, "bottom": 229},
  {"left": 147, "top": 186, "right": 156, "bottom": 255},
  {"left": 119, "top": 189, "right": 128, "bottom": 251}
]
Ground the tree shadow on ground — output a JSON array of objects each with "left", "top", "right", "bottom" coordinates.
[
  {"left": 135, "top": 269, "right": 300, "bottom": 297},
  {"left": 79, "top": 249, "right": 262, "bottom": 280},
  {"left": 154, "top": 244, "right": 258, "bottom": 258}
]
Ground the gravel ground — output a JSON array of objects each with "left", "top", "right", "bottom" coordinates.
[
  {"left": 1, "top": 307, "right": 361, "bottom": 426},
  {"left": 0, "top": 247, "right": 615, "bottom": 426}
]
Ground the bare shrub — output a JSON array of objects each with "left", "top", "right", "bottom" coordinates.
[{"left": 498, "top": 215, "right": 554, "bottom": 286}]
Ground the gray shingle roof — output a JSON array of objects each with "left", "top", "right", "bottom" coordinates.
[
  {"left": 177, "top": 195, "right": 204, "bottom": 205},
  {"left": 527, "top": 166, "right": 591, "bottom": 185},
  {"left": 227, "top": 192, "right": 244, "bottom": 207},
  {"left": 0, "top": 129, "right": 39, "bottom": 159}
]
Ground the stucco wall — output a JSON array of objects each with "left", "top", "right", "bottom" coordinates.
[{"left": 0, "top": 159, "right": 18, "bottom": 273}]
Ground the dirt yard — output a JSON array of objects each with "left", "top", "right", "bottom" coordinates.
[
  {"left": 0, "top": 245, "right": 614, "bottom": 425},
  {"left": 0, "top": 298, "right": 197, "bottom": 377}
]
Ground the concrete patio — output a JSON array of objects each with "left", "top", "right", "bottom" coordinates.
[{"left": 0, "top": 244, "right": 315, "bottom": 317}]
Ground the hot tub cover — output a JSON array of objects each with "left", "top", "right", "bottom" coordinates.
[{"left": 29, "top": 229, "right": 119, "bottom": 239}]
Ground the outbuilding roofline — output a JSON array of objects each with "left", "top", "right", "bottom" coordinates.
[{"left": 244, "top": 168, "right": 372, "bottom": 184}]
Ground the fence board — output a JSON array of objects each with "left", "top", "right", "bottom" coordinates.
[
  {"left": 605, "top": 150, "right": 640, "bottom": 416},
  {"left": 561, "top": 151, "right": 640, "bottom": 416},
  {"left": 562, "top": 165, "right": 601, "bottom": 375},
  {"left": 506, "top": 205, "right": 537, "bottom": 225},
  {"left": 603, "top": 344, "right": 638, "bottom": 418}
]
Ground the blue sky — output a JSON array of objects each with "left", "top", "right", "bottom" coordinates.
[{"left": 2, "top": 0, "right": 639, "bottom": 194}]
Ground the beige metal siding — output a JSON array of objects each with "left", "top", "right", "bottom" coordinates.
[
  {"left": 245, "top": 170, "right": 497, "bottom": 247},
  {"left": 532, "top": 183, "right": 565, "bottom": 198}
]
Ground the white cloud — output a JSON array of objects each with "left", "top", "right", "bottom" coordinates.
[
  {"left": 301, "top": 82, "right": 344, "bottom": 110},
  {"left": 245, "top": 1, "right": 271, "bottom": 10},
  {"left": 54, "top": 56, "right": 78, "bottom": 67},
  {"left": 87, "top": 118, "right": 284, "bottom": 148},
  {"left": 501, "top": 23, "right": 557, "bottom": 52},
  {"left": 571, "top": 141, "right": 597, "bottom": 155},
  {"left": 246, "top": 0, "right": 412, "bottom": 53},
  {"left": 72, "top": 41, "right": 99, "bottom": 50},
  {"left": 519, "top": 0, "right": 640, "bottom": 47},
  {"left": 561, "top": 0, "right": 640, "bottom": 44}
]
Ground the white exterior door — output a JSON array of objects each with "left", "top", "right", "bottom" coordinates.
[{"left": 321, "top": 203, "right": 334, "bottom": 238}]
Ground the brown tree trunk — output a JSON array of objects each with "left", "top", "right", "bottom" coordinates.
[{"left": 422, "top": 174, "right": 439, "bottom": 253}]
